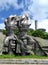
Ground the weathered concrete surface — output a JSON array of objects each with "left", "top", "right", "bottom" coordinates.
[
  {"left": 0, "top": 32, "right": 5, "bottom": 54},
  {"left": 0, "top": 32, "right": 48, "bottom": 65},
  {"left": 0, "top": 64, "right": 48, "bottom": 65},
  {"left": 0, "top": 59, "right": 48, "bottom": 64}
]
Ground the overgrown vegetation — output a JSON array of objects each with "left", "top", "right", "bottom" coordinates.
[
  {"left": 27, "top": 29, "right": 48, "bottom": 39},
  {"left": 14, "top": 28, "right": 20, "bottom": 35},
  {"left": 27, "top": 28, "right": 34, "bottom": 35},
  {"left": 2, "top": 28, "right": 48, "bottom": 39},
  {"left": 2, "top": 29, "right": 8, "bottom": 35}
]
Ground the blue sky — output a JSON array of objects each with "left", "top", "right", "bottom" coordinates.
[{"left": 0, "top": 0, "right": 48, "bottom": 32}]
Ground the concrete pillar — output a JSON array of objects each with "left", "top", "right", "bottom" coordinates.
[{"left": 35, "top": 20, "right": 37, "bottom": 30}]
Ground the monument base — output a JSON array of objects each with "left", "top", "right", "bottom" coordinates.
[{"left": 0, "top": 59, "right": 48, "bottom": 64}]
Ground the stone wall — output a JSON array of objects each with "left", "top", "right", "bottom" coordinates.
[{"left": 0, "top": 32, "right": 5, "bottom": 54}]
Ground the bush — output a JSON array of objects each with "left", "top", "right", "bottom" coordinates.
[
  {"left": 32, "top": 29, "right": 45, "bottom": 38},
  {"left": 2, "top": 28, "right": 48, "bottom": 40},
  {"left": 44, "top": 32, "right": 48, "bottom": 39},
  {"left": 2, "top": 30, "right": 7, "bottom": 35},
  {"left": 27, "top": 28, "right": 34, "bottom": 36},
  {"left": 14, "top": 28, "right": 20, "bottom": 35},
  {"left": 2, "top": 28, "right": 20, "bottom": 35}
]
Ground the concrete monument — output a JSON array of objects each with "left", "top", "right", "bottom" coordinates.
[{"left": 2, "top": 14, "right": 47, "bottom": 56}]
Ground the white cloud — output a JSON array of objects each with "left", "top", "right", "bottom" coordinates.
[
  {"left": 22, "top": 0, "right": 48, "bottom": 20},
  {"left": 0, "top": 0, "right": 24, "bottom": 11},
  {"left": 0, "top": 23, "right": 5, "bottom": 29},
  {"left": 0, "top": 0, "right": 48, "bottom": 20},
  {"left": 0, "top": 0, "right": 48, "bottom": 32},
  {"left": 30, "top": 19, "right": 48, "bottom": 32},
  {"left": 30, "top": 20, "right": 35, "bottom": 30},
  {"left": 38, "top": 19, "right": 48, "bottom": 32}
]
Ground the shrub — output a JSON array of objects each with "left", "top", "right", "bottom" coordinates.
[
  {"left": 2, "top": 28, "right": 48, "bottom": 40},
  {"left": 14, "top": 28, "right": 20, "bottom": 35},
  {"left": 2, "top": 30, "right": 7, "bottom": 35},
  {"left": 44, "top": 32, "right": 48, "bottom": 39},
  {"left": 32, "top": 29, "right": 45, "bottom": 38},
  {"left": 27, "top": 28, "right": 34, "bottom": 36}
]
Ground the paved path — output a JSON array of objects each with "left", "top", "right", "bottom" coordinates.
[
  {"left": 0, "top": 64, "right": 48, "bottom": 65},
  {"left": 0, "top": 59, "right": 48, "bottom": 64}
]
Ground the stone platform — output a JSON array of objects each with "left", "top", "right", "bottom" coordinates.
[
  {"left": 0, "top": 64, "right": 48, "bottom": 65},
  {"left": 0, "top": 59, "right": 48, "bottom": 64}
]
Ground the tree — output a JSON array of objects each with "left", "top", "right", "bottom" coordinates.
[
  {"left": 27, "top": 28, "right": 34, "bottom": 36},
  {"left": 44, "top": 32, "right": 48, "bottom": 39},
  {"left": 14, "top": 28, "right": 20, "bottom": 35},
  {"left": 2, "top": 30, "right": 7, "bottom": 35},
  {"left": 32, "top": 29, "right": 45, "bottom": 38},
  {"left": 2, "top": 28, "right": 48, "bottom": 40}
]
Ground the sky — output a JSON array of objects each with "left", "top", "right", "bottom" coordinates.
[{"left": 0, "top": 0, "right": 48, "bottom": 32}]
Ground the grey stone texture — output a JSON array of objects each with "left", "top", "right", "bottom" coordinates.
[
  {"left": 3, "top": 14, "right": 35, "bottom": 55},
  {"left": 2, "top": 14, "right": 48, "bottom": 56},
  {"left": 0, "top": 59, "right": 48, "bottom": 64}
]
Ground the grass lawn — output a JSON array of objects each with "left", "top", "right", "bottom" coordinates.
[{"left": 0, "top": 54, "right": 48, "bottom": 59}]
